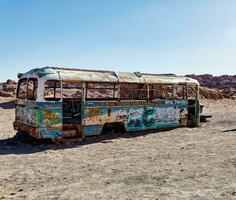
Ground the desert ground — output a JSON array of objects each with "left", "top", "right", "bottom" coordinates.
[{"left": 0, "top": 97, "right": 235, "bottom": 200}]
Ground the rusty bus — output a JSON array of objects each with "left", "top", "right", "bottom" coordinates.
[{"left": 13, "top": 67, "right": 200, "bottom": 141}]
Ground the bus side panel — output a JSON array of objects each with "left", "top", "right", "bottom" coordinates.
[
  {"left": 83, "top": 125, "right": 103, "bottom": 137},
  {"left": 82, "top": 100, "right": 188, "bottom": 134},
  {"left": 124, "top": 100, "right": 188, "bottom": 131},
  {"left": 15, "top": 99, "right": 63, "bottom": 139}
]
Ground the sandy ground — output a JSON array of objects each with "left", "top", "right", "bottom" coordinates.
[{"left": 0, "top": 97, "right": 236, "bottom": 200}]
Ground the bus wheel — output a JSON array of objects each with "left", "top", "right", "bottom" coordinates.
[
  {"left": 102, "top": 122, "right": 126, "bottom": 134},
  {"left": 15, "top": 131, "right": 35, "bottom": 143}
]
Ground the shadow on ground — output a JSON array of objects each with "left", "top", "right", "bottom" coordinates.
[
  {"left": 0, "top": 100, "right": 15, "bottom": 109},
  {"left": 0, "top": 128, "right": 174, "bottom": 155},
  {"left": 223, "top": 128, "right": 236, "bottom": 133}
]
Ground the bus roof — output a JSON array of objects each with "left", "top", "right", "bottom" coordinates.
[{"left": 20, "top": 66, "right": 199, "bottom": 85}]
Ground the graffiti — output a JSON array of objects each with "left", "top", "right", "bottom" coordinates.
[
  {"left": 87, "top": 108, "right": 100, "bottom": 118},
  {"left": 16, "top": 105, "right": 35, "bottom": 125},
  {"left": 83, "top": 99, "right": 189, "bottom": 131},
  {"left": 165, "top": 107, "right": 178, "bottom": 122},
  {"left": 143, "top": 109, "right": 156, "bottom": 127},
  {"left": 115, "top": 113, "right": 129, "bottom": 122},
  {"left": 44, "top": 111, "right": 61, "bottom": 124},
  {"left": 155, "top": 107, "right": 165, "bottom": 122},
  {"left": 16, "top": 103, "right": 62, "bottom": 128},
  {"left": 126, "top": 108, "right": 143, "bottom": 128}
]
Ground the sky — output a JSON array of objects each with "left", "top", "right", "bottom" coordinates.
[{"left": 0, "top": 0, "right": 236, "bottom": 81}]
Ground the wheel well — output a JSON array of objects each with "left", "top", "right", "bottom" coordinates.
[{"left": 102, "top": 122, "right": 126, "bottom": 134}]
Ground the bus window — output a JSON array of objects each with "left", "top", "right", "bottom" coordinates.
[
  {"left": 175, "top": 85, "right": 186, "bottom": 99},
  {"left": 44, "top": 80, "right": 61, "bottom": 101},
  {"left": 120, "top": 83, "right": 148, "bottom": 100},
  {"left": 27, "top": 78, "right": 38, "bottom": 100},
  {"left": 162, "top": 85, "right": 173, "bottom": 99},
  {"left": 86, "top": 83, "right": 118, "bottom": 99},
  {"left": 62, "top": 82, "right": 82, "bottom": 98},
  {"left": 149, "top": 84, "right": 162, "bottom": 100},
  {"left": 17, "top": 78, "right": 27, "bottom": 99},
  {"left": 187, "top": 85, "right": 197, "bottom": 99}
]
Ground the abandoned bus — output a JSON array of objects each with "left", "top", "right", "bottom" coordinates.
[{"left": 13, "top": 67, "right": 200, "bottom": 140}]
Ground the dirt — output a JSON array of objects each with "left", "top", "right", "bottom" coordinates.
[{"left": 0, "top": 97, "right": 236, "bottom": 200}]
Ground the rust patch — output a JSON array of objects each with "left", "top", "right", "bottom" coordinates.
[
  {"left": 44, "top": 111, "right": 60, "bottom": 122},
  {"left": 88, "top": 108, "right": 100, "bottom": 118},
  {"left": 13, "top": 121, "right": 42, "bottom": 139}
]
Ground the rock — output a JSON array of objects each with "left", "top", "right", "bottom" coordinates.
[
  {"left": 0, "top": 79, "right": 17, "bottom": 97},
  {"left": 230, "top": 96, "right": 236, "bottom": 100},
  {"left": 6, "top": 79, "right": 17, "bottom": 85},
  {"left": 0, "top": 91, "right": 15, "bottom": 97},
  {"left": 186, "top": 74, "right": 236, "bottom": 99}
]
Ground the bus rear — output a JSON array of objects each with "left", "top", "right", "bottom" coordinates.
[{"left": 13, "top": 71, "right": 63, "bottom": 140}]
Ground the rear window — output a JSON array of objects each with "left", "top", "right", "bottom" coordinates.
[
  {"left": 27, "top": 78, "right": 38, "bottom": 100},
  {"left": 44, "top": 80, "right": 61, "bottom": 101},
  {"left": 17, "top": 79, "right": 27, "bottom": 99}
]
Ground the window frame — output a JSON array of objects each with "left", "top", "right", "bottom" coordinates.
[
  {"left": 149, "top": 84, "right": 164, "bottom": 100},
  {"left": 27, "top": 78, "right": 38, "bottom": 101},
  {"left": 85, "top": 82, "right": 118, "bottom": 100},
  {"left": 44, "top": 80, "right": 61, "bottom": 101},
  {"left": 120, "top": 83, "right": 148, "bottom": 100},
  {"left": 62, "top": 82, "right": 82, "bottom": 99},
  {"left": 17, "top": 78, "right": 28, "bottom": 99},
  {"left": 174, "top": 84, "right": 187, "bottom": 100}
]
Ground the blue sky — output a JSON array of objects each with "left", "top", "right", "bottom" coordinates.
[{"left": 0, "top": 0, "right": 236, "bottom": 81}]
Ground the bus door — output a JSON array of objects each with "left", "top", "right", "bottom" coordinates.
[{"left": 61, "top": 82, "right": 82, "bottom": 137}]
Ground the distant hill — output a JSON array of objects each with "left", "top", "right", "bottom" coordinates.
[{"left": 186, "top": 74, "right": 236, "bottom": 92}]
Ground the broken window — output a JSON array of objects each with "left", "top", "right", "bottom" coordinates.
[
  {"left": 44, "top": 80, "right": 61, "bottom": 101},
  {"left": 86, "top": 83, "right": 118, "bottom": 99},
  {"left": 27, "top": 78, "right": 38, "bottom": 100},
  {"left": 187, "top": 85, "right": 198, "bottom": 100},
  {"left": 174, "top": 85, "right": 187, "bottom": 99},
  {"left": 120, "top": 83, "right": 148, "bottom": 100},
  {"left": 149, "top": 84, "right": 163, "bottom": 100},
  {"left": 62, "top": 82, "right": 82, "bottom": 98},
  {"left": 17, "top": 78, "right": 27, "bottom": 99},
  {"left": 162, "top": 85, "right": 173, "bottom": 99}
]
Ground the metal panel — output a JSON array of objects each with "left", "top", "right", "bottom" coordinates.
[
  {"left": 19, "top": 67, "right": 199, "bottom": 86},
  {"left": 82, "top": 100, "right": 188, "bottom": 134}
]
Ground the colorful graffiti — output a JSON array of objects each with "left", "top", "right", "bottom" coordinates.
[
  {"left": 44, "top": 111, "right": 61, "bottom": 127},
  {"left": 15, "top": 101, "right": 62, "bottom": 138},
  {"left": 15, "top": 98, "right": 188, "bottom": 139},
  {"left": 125, "top": 106, "right": 187, "bottom": 131},
  {"left": 83, "top": 100, "right": 188, "bottom": 132}
]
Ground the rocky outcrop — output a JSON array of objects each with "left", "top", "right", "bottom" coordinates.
[
  {"left": 186, "top": 74, "right": 236, "bottom": 100},
  {"left": 186, "top": 74, "right": 236, "bottom": 90},
  {"left": 199, "top": 87, "right": 223, "bottom": 100},
  {"left": 0, "top": 79, "right": 17, "bottom": 97}
]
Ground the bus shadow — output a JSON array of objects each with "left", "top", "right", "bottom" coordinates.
[
  {"left": 0, "top": 128, "right": 173, "bottom": 155},
  {"left": 0, "top": 100, "right": 15, "bottom": 109},
  {"left": 223, "top": 128, "right": 236, "bottom": 133}
]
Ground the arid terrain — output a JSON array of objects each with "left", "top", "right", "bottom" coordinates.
[{"left": 0, "top": 97, "right": 236, "bottom": 200}]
